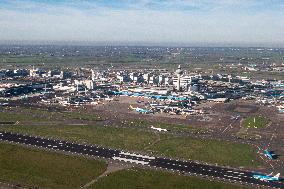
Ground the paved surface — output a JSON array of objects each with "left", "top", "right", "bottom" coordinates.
[{"left": 0, "top": 131, "right": 283, "bottom": 189}]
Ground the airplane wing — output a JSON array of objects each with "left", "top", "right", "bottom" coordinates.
[{"left": 129, "top": 105, "right": 135, "bottom": 110}]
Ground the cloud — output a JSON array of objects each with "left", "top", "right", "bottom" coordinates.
[{"left": 0, "top": 0, "right": 284, "bottom": 46}]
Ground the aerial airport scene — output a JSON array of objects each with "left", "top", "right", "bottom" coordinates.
[{"left": 0, "top": 1, "right": 283, "bottom": 189}]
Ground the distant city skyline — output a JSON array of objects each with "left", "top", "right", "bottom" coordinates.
[{"left": 0, "top": 0, "right": 284, "bottom": 47}]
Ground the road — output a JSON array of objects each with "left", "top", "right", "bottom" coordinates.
[{"left": 0, "top": 131, "right": 283, "bottom": 189}]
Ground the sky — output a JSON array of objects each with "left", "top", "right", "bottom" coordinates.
[{"left": 0, "top": 0, "right": 284, "bottom": 46}]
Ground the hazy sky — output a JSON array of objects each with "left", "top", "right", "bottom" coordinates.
[{"left": 0, "top": 0, "right": 284, "bottom": 46}]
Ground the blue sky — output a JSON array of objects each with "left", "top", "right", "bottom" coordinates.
[{"left": 0, "top": 0, "right": 284, "bottom": 46}]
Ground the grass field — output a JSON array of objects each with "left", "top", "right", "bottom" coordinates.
[
  {"left": 0, "top": 124, "right": 159, "bottom": 151},
  {"left": 90, "top": 168, "right": 250, "bottom": 189},
  {"left": 147, "top": 137, "right": 261, "bottom": 167},
  {"left": 235, "top": 132, "right": 262, "bottom": 140},
  {"left": 0, "top": 107, "right": 102, "bottom": 122},
  {"left": 243, "top": 116, "right": 269, "bottom": 129},
  {"left": 0, "top": 124, "right": 261, "bottom": 167},
  {"left": 129, "top": 120, "right": 208, "bottom": 133},
  {"left": 0, "top": 55, "right": 96, "bottom": 67},
  {"left": 62, "top": 111, "right": 103, "bottom": 121},
  {"left": 0, "top": 142, "right": 107, "bottom": 189},
  {"left": 0, "top": 108, "right": 49, "bottom": 122}
]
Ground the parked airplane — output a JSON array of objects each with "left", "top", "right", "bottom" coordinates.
[
  {"left": 104, "top": 97, "right": 113, "bottom": 101},
  {"left": 277, "top": 105, "right": 284, "bottom": 113},
  {"left": 264, "top": 150, "right": 276, "bottom": 160},
  {"left": 0, "top": 102, "right": 9, "bottom": 106},
  {"left": 230, "top": 115, "right": 240, "bottom": 120},
  {"left": 150, "top": 126, "right": 168, "bottom": 132},
  {"left": 257, "top": 146, "right": 277, "bottom": 160},
  {"left": 111, "top": 91, "right": 131, "bottom": 96},
  {"left": 253, "top": 173, "right": 280, "bottom": 182},
  {"left": 149, "top": 103, "right": 168, "bottom": 109},
  {"left": 129, "top": 105, "right": 153, "bottom": 114},
  {"left": 132, "top": 93, "right": 144, "bottom": 97}
]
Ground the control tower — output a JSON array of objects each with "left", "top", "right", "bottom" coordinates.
[
  {"left": 175, "top": 65, "right": 183, "bottom": 91},
  {"left": 91, "top": 69, "right": 95, "bottom": 81}
]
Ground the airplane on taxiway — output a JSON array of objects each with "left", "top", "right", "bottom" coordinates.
[{"left": 253, "top": 173, "right": 280, "bottom": 182}]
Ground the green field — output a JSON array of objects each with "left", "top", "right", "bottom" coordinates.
[
  {"left": 147, "top": 137, "right": 260, "bottom": 167},
  {"left": 0, "top": 55, "right": 96, "bottom": 67},
  {"left": 243, "top": 116, "right": 269, "bottom": 129},
  {"left": 0, "top": 107, "right": 102, "bottom": 122},
  {"left": 0, "top": 110, "right": 47, "bottom": 122},
  {"left": 0, "top": 124, "right": 159, "bottom": 151},
  {"left": 62, "top": 111, "right": 103, "bottom": 121},
  {"left": 0, "top": 142, "right": 253, "bottom": 189},
  {"left": 129, "top": 119, "right": 207, "bottom": 133},
  {"left": 0, "top": 143, "right": 107, "bottom": 189},
  {"left": 91, "top": 168, "right": 250, "bottom": 189},
  {"left": 0, "top": 124, "right": 261, "bottom": 167},
  {"left": 235, "top": 132, "right": 262, "bottom": 140}
]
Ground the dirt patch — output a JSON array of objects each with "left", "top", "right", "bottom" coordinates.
[
  {"left": 234, "top": 107, "right": 255, "bottom": 113},
  {"left": 0, "top": 182, "right": 26, "bottom": 189},
  {"left": 225, "top": 103, "right": 259, "bottom": 114}
]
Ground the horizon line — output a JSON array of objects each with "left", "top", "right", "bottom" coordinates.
[{"left": 0, "top": 40, "right": 284, "bottom": 48}]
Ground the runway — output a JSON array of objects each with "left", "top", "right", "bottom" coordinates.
[{"left": 0, "top": 131, "right": 283, "bottom": 189}]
